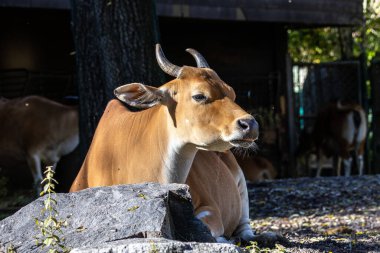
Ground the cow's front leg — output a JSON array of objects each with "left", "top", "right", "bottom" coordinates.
[
  {"left": 232, "top": 167, "right": 289, "bottom": 248},
  {"left": 358, "top": 155, "right": 364, "bottom": 176},
  {"left": 334, "top": 156, "right": 342, "bottom": 176},
  {"left": 231, "top": 167, "right": 254, "bottom": 242},
  {"left": 195, "top": 206, "right": 226, "bottom": 242},
  {"left": 26, "top": 154, "right": 43, "bottom": 195},
  {"left": 316, "top": 149, "right": 322, "bottom": 177},
  {"left": 343, "top": 157, "right": 352, "bottom": 177}
]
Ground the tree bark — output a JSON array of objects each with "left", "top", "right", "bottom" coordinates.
[{"left": 71, "top": 0, "right": 164, "bottom": 157}]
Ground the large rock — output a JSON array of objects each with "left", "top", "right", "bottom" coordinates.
[
  {"left": 0, "top": 183, "right": 215, "bottom": 252},
  {"left": 70, "top": 238, "right": 241, "bottom": 253}
]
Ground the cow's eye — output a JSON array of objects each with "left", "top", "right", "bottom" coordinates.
[{"left": 192, "top": 94, "right": 207, "bottom": 103}]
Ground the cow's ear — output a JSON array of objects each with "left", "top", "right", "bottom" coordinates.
[{"left": 114, "top": 83, "right": 164, "bottom": 109}]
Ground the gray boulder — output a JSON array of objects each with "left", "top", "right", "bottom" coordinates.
[
  {"left": 71, "top": 238, "right": 241, "bottom": 253},
  {"left": 0, "top": 183, "right": 215, "bottom": 252}
]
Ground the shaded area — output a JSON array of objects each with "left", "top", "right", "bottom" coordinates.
[{"left": 248, "top": 175, "right": 380, "bottom": 252}]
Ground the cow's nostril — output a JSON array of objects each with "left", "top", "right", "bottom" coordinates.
[{"left": 238, "top": 119, "right": 250, "bottom": 131}]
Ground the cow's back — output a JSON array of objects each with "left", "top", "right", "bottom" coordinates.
[{"left": 70, "top": 99, "right": 169, "bottom": 191}]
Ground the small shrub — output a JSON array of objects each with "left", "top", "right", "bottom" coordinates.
[{"left": 34, "top": 166, "right": 69, "bottom": 253}]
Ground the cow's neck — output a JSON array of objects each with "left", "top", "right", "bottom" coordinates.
[
  {"left": 162, "top": 140, "right": 197, "bottom": 184},
  {"left": 151, "top": 106, "right": 198, "bottom": 184}
]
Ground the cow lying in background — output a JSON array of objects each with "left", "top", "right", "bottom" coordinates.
[
  {"left": 235, "top": 154, "right": 277, "bottom": 183},
  {"left": 71, "top": 44, "right": 285, "bottom": 245},
  {"left": 296, "top": 101, "right": 367, "bottom": 177},
  {"left": 0, "top": 96, "right": 79, "bottom": 193}
]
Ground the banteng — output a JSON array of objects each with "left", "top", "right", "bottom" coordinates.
[
  {"left": 0, "top": 96, "right": 79, "bottom": 192},
  {"left": 71, "top": 44, "right": 284, "bottom": 244},
  {"left": 296, "top": 101, "right": 367, "bottom": 177},
  {"left": 235, "top": 154, "right": 277, "bottom": 183}
]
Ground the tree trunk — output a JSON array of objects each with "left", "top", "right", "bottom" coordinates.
[{"left": 71, "top": 0, "right": 164, "bottom": 158}]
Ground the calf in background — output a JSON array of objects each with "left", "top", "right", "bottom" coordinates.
[
  {"left": 296, "top": 101, "right": 367, "bottom": 177},
  {"left": 235, "top": 154, "right": 277, "bottom": 183},
  {"left": 0, "top": 96, "right": 79, "bottom": 193}
]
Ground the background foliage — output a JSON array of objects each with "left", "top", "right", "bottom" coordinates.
[{"left": 288, "top": 0, "right": 380, "bottom": 64}]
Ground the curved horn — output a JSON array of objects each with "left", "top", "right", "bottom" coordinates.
[
  {"left": 185, "top": 48, "right": 210, "bottom": 68},
  {"left": 155, "top": 44, "right": 182, "bottom": 77}
]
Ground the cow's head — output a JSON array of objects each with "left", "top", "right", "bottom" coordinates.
[{"left": 114, "top": 44, "right": 258, "bottom": 152}]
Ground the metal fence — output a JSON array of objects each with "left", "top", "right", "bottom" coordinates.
[
  {"left": 370, "top": 60, "right": 380, "bottom": 174},
  {"left": 293, "top": 61, "right": 363, "bottom": 130},
  {"left": 0, "top": 69, "right": 75, "bottom": 99},
  {"left": 291, "top": 60, "right": 367, "bottom": 175}
]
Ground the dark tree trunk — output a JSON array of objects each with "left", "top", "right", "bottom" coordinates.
[{"left": 71, "top": 0, "right": 164, "bottom": 158}]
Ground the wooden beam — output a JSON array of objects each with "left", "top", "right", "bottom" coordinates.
[
  {"left": 0, "top": 0, "right": 363, "bottom": 26},
  {"left": 156, "top": 0, "right": 363, "bottom": 26}
]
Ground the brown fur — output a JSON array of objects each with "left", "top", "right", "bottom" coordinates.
[
  {"left": 70, "top": 66, "right": 257, "bottom": 240},
  {"left": 297, "top": 101, "right": 367, "bottom": 176},
  {"left": 0, "top": 96, "right": 79, "bottom": 191},
  {"left": 235, "top": 155, "right": 277, "bottom": 182}
]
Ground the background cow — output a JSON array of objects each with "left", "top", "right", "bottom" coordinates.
[
  {"left": 234, "top": 153, "right": 277, "bottom": 183},
  {"left": 0, "top": 96, "right": 79, "bottom": 193},
  {"left": 296, "top": 101, "right": 367, "bottom": 177}
]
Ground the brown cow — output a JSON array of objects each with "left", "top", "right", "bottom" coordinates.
[
  {"left": 235, "top": 154, "right": 277, "bottom": 183},
  {"left": 0, "top": 96, "right": 79, "bottom": 193},
  {"left": 71, "top": 45, "right": 284, "bottom": 244},
  {"left": 296, "top": 101, "right": 367, "bottom": 177}
]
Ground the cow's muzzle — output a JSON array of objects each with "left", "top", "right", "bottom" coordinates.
[{"left": 230, "top": 116, "right": 259, "bottom": 148}]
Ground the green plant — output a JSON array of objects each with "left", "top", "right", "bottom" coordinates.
[
  {"left": 34, "top": 166, "right": 69, "bottom": 253},
  {"left": 244, "top": 241, "right": 287, "bottom": 253},
  {"left": 149, "top": 241, "right": 159, "bottom": 253},
  {"left": 288, "top": 1, "right": 380, "bottom": 64},
  {"left": 6, "top": 243, "right": 16, "bottom": 253}
]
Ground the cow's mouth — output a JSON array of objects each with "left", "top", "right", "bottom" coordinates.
[{"left": 229, "top": 138, "right": 255, "bottom": 148}]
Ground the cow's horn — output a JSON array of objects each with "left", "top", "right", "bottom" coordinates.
[
  {"left": 185, "top": 48, "right": 210, "bottom": 68},
  {"left": 156, "top": 44, "right": 182, "bottom": 77}
]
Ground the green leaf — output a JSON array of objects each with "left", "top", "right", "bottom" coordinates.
[
  {"left": 43, "top": 218, "right": 52, "bottom": 227},
  {"left": 127, "top": 205, "right": 140, "bottom": 212},
  {"left": 43, "top": 184, "right": 50, "bottom": 193},
  {"left": 43, "top": 237, "right": 53, "bottom": 246}
]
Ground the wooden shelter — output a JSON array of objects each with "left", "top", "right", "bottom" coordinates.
[{"left": 0, "top": 0, "right": 365, "bottom": 177}]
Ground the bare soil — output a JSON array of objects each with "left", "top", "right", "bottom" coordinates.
[{"left": 248, "top": 175, "right": 380, "bottom": 253}]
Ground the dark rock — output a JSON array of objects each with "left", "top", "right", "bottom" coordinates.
[{"left": 0, "top": 183, "right": 214, "bottom": 252}]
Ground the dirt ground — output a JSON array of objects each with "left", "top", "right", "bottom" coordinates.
[
  {"left": 248, "top": 175, "right": 380, "bottom": 253},
  {"left": 1, "top": 175, "right": 379, "bottom": 252}
]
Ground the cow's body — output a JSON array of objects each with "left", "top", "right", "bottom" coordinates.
[
  {"left": 0, "top": 96, "right": 79, "bottom": 192},
  {"left": 297, "top": 101, "right": 367, "bottom": 177},
  {"left": 70, "top": 98, "right": 252, "bottom": 240},
  {"left": 71, "top": 45, "right": 259, "bottom": 242}
]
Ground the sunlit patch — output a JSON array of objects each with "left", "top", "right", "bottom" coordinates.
[{"left": 196, "top": 210, "right": 211, "bottom": 220}]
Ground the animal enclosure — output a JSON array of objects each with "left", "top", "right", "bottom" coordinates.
[{"left": 292, "top": 60, "right": 368, "bottom": 176}]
